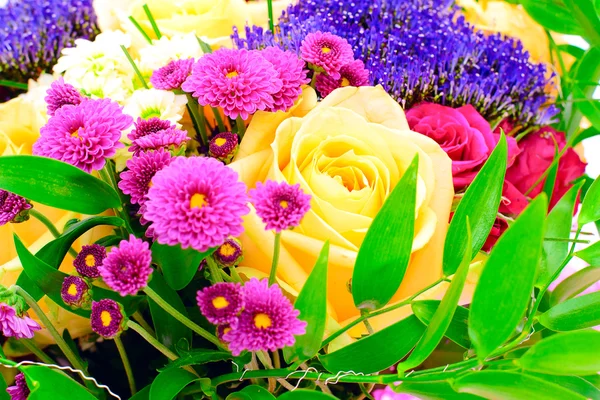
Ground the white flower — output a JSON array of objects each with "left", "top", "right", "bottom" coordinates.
[
  {"left": 123, "top": 88, "right": 188, "bottom": 126},
  {"left": 138, "top": 33, "right": 204, "bottom": 77}
]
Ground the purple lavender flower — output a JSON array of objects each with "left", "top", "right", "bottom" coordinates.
[
  {"left": 0, "top": 303, "right": 41, "bottom": 339},
  {"left": 143, "top": 156, "right": 250, "bottom": 252},
  {"left": 214, "top": 238, "right": 243, "bottom": 267},
  {"left": 119, "top": 149, "right": 173, "bottom": 206},
  {"left": 6, "top": 373, "right": 29, "bottom": 400},
  {"left": 45, "top": 77, "right": 84, "bottom": 116},
  {"left": 197, "top": 282, "right": 244, "bottom": 325},
  {"left": 208, "top": 132, "right": 239, "bottom": 163},
  {"left": 316, "top": 60, "right": 370, "bottom": 97},
  {"left": 249, "top": 181, "right": 311, "bottom": 232},
  {"left": 224, "top": 278, "right": 306, "bottom": 356},
  {"left": 150, "top": 58, "right": 194, "bottom": 90},
  {"left": 90, "top": 299, "right": 124, "bottom": 339},
  {"left": 33, "top": 98, "right": 132, "bottom": 173},
  {"left": 99, "top": 236, "right": 153, "bottom": 296},
  {"left": 73, "top": 244, "right": 106, "bottom": 278},
  {"left": 0, "top": 190, "right": 32, "bottom": 226},
  {"left": 260, "top": 47, "right": 309, "bottom": 112},
  {"left": 300, "top": 32, "right": 354, "bottom": 79},
  {"left": 61, "top": 276, "right": 91, "bottom": 308},
  {"left": 128, "top": 117, "right": 189, "bottom": 155}
]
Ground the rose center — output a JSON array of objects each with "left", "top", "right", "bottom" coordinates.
[
  {"left": 340, "top": 77, "right": 350, "bottom": 87},
  {"left": 67, "top": 284, "right": 78, "bottom": 296},
  {"left": 254, "top": 313, "right": 272, "bottom": 329},
  {"left": 85, "top": 254, "right": 96, "bottom": 267},
  {"left": 219, "top": 243, "right": 237, "bottom": 257},
  {"left": 226, "top": 71, "right": 239, "bottom": 78},
  {"left": 212, "top": 296, "right": 229, "bottom": 309},
  {"left": 100, "top": 311, "right": 112, "bottom": 327},
  {"left": 190, "top": 193, "right": 209, "bottom": 209},
  {"left": 214, "top": 137, "right": 227, "bottom": 146},
  {"left": 321, "top": 46, "right": 332, "bottom": 54},
  {"left": 279, "top": 200, "right": 289, "bottom": 209}
]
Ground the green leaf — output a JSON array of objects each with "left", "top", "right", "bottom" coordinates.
[
  {"left": 443, "top": 134, "right": 507, "bottom": 276},
  {"left": 565, "top": 47, "right": 600, "bottom": 137},
  {"left": 158, "top": 349, "right": 235, "bottom": 372},
  {"left": 576, "top": 240, "right": 600, "bottom": 265},
  {"left": 0, "top": 374, "right": 8, "bottom": 400},
  {"left": 397, "top": 224, "right": 471, "bottom": 372},
  {"left": 284, "top": 241, "right": 329, "bottom": 364},
  {"left": 574, "top": 88, "right": 600, "bottom": 131},
  {"left": 564, "top": 1, "right": 600, "bottom": 48},
  {"left": 23, "top": 365, "right": 96, "bottom": 400},
  {"left": 352, "top": 155, "right": 418, "bottom": 310},
  {"left": 0, "top": 155, "right": 120, "bottom": 214},
  {"left": 412, "top": 300, "right": 470, "bottom": 349},
  {"left": 452, "top": 370, "right": 587, "bottom": 400},
  {"left": 130, "top": 385, "right": 151, "bottom": 400},
  {"left": 550, "top": 266, "right": 600, "bottom": 306},
  {"left": 319, "top": 314, "right": 425, "bottom": 374},
  {"left": 519, "top": 0, "right": 583, "bottom": 35},
  {"left": 557, "top": 44, "right": 586, "bottom": 60},
  {"left": 151, "top": 242, "right": 213, "bottom": 290},
  {"left": 277, "top": 390, "right": 339, "bottom": 400},
  {"left": 517, "top": 330, "right": 600, "bottom": 375},
  {"left": 150, "top": 368, "right": 199, "bottom": 400},
  {"left": 469, "top": 195, "right": 547, "bottom": 359},
  {"left": 398, "top": 381, "right": 484, "bottom": 400},
  {"left": 227, "top": 386, "right": 276, "bottom": 400},
  {"left": 147, "top": 272, "right": 192, "bottom": 350},
  {"left": 525, "top": 373, "right": 600, "bottom": 400},
  {"left": 539, "top": 291, "right": 600, "bottom": 331},
  {"left": 542, "top": 144, "right": 559, "bottom": 204},
  {"left": 571, "top": 127, "right": 600, "bottom": 146}
]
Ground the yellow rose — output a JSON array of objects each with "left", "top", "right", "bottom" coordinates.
[{"left": 230, "top": 86, "right": 454, "bottom": 337}]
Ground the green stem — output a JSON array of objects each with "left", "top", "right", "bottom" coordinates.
[
  {"left": 544, "top": 237, "right": 589, "bottom": 244},
  {"left": 267, "top": 0, "right": 275, "bottom": 32},
  {"left": 100, "top": 163, "right": 135, "bottom": 235},
  {"left": 268, "top": 232, "right": 282, "bottom": 286},
  {"left": 127, "top": 320, "right": 178, "bottom": 360},
  {"left": 185, "top": 94, "right": 209, "bottom": 146},
  {"left": 21, "top": 339, "right": 54, "bottom": 365},
  {"left": 212, "top": 107, "right": 226, "bottom": 133},
  {"left": 143, "top": 287, "right": 225, "bottom": 349},
  {"left": 524, "top": 145, "right": 567, "bottom": 196},
  {"left": 206, "top": 257, "right": 224, "bottom": 283},
  {"left": 28, "top": 210, "right": 79, "bottom": 258},
  {"left": 256, "top": 350, "right": 274, "bottom": 369},
  {"left": 229, "top": 265, "right": 243, "bottom": 283},
  {"left": 0, "top": 80, "right": 28, "bottom": 90},
  {"left": 362, "top": 314, "right": 375, "bottom": 335},
  {"left": 120, "top": 45, "right": 149, "bottom": 89},
  {"left": 310, "top": 72, "right": 319, "bottom": 88},
  {"left": 142, "top": 4, "right": 162, "bottom": 39},
  {"left": 220, "top": 270, "right": 234, "bottom": 282},
  {"left": 115, "top": 336, "right": 136, "bottom": 395},
  {"left": 128, "top": 16, "right": 153, "bottom": 44},
  {"left": 132, "top": 311, "right": 155, "bottom": 337},
  {"left": 236, "top": 116, "right": 246, "bottom": 138}
]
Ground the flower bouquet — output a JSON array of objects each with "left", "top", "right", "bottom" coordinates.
[{"left": 0, "top": 0, "right": 600, "bottom": 399}]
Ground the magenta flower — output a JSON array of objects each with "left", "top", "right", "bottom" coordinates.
[
  {"left": 373, "top": 387, "right": 421, "bottom": 400},
  {"left": 197, "top": 282, "right": 244, "bottom": 325},
  {"left": 224, "top": 278, "right": 306, "bottom": 356},
  {"left": 99, "top": 236, "right": 152, "bottom": 296},
  {"left": 61, "top": 276, "right": 91, "bottom": 308},
  {"left": 128, "top": 117, "right": 189, "bottom": 155},
  {"left": 33, "top": 98, "right": 132, "bottom": 173},
  {"left": 143, "top": 156, "right": 250, "bottom": 252},
  {"left": 73, "top": 244, "right": 106, "bottom": 278},
  {"left": 249, "top": 180, "right": 311, "bottom": 232},
  {"left": 150, "top": 58, "right": 194, "bottom": 90},
  {"left": 300, "top": 32, "right": 354, "bottom": 79},
  {"left": 316, "top": 60, "right": 370, "bottom": 97},
  {"left": 119, "top": 149, "right": 173, "bottom": 206},
  {"left": 0, "top": 190, "right": 31, "bottom": 226},
  {"left": 91, "top": 299, "right": 124, "bottom": 339},
  {"left": 182, "top": 48, "right": 282, "bottom": 120},
  {"left": 45, "top": 77, "right": 83, "bottom": 116},
  {"left": 214, "top": 238, "right": 243, "bottom": 267},
  {"left": 6, "top": 373, "right": 29, "bottom": 400},
  {"left": 0, "top": 303, "right": 41, "bottom": 339},
  {"left": 260, "top": 46, "right": 309, "bottom": 112},
  {"left": 208, "top": 132, "right": 239, "bottom": 163}
]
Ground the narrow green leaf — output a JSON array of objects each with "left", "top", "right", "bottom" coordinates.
[
  {"left": 151, "top": 242, "right": 214, "bottom": 290},
  {"left": 227, "top": 386, "right": 276, "bottom": 400},
  {"left": 196, "top": 36, "right": 213, "bottom": 54},
  {"left": 519, "top": 0, "right": 583, "bottom": 35},
  {"left": 319, "top": 314, "right": 425, "bottom": 374},
  {"left": 566, "top": 47, "right": 600, "bottom": 137},
  {"left": 556, "top": 44, "right": 586, "bottom": 60},
  {"left": 412, "top": 300, "right": 470, "bottom": 349},
  {"left": 469, "top": 195, "right": 547, "bottom": 359},
  {"left": 575, "top": 240, "right": 600, "bottom": 265},
  {"left": 539, "top": 291, "right": 600, "bottom": 331},
  {"left": 443, "top": 134, "right": 507, "bottom": 276},
  {"left": 517, "top": 330, "right": 600, "bottom": 375},
  {"left": 23, "top": 365, "right": 96, "bottom": 400},
  {"left": 158, "top": 349, "right": 235, "bottom": 372},
  {"left": 571, "top": 127, "right": 600, "bottom": 146},
  {"left": 398, "top": 381, "right": 484, "bottom": 400},
  {"left": 524, "top": 373, "right": 600, "bottom": 400},
  {"left": 574, "top": 88, "right": 600, "bottom": 130},
  {"left": 550, "top": 266, "right": 600, "bottom": 305},
  {"left": 542, "top": 144, "right": 559, "bottom": 204},
  {"left": 0, "top": 155, "right": 120, "bottom": 214},
  {"left": 277, "top": 390, "right": 339, "bottom": 400},
  {"left": 150, "top": 368, "right": 199, "bottom": 400},
  {"left": 284, "top": 241, "right": 329, "bottom": 364},
  {"left": 453, "top": 371, "right": 587, "bottom": 400},
  {"left": 352, "top": 155, "right": 418, "bottom": 310},
  {"left": 0, "top": 374, "right": 8, "bottom": 400},
  {"left": 130, "top": 385, "right": 151, "bottom": 400}
]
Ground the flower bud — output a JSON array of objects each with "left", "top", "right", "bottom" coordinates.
[
  {"left": 61, "top": 276, "right": 92, "bottom": 309},
  {"left": 214, "top": 238, "right": 243, "bottom": 268},
  {"left": 208, "top": 132, "right": 239, "bottom": 164}
]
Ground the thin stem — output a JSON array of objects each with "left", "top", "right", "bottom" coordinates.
[
  {"left": 127, "top": 320, "right": 178, "bottom": 360},
  {"left": 115, "top": 336, "right": 136, "bottom": 395},
  {"left": 236, "top": 116, "right": 246, "bottom": 138},
  {"left": 267, "top": 0, "right": 275, "bottom": 32},
  {"left": 544, "top": 237, "right": 589, "bottom": 244},
  {"left": 21, "top": 339, "right": 54, "bottom": 364},
  {"left": 0, "top": 80, "right": 28, "bottom": 90},
  {"left": 101, "top": 163, "right": 135, "bottom": 236},
  {"left": 269, "top": 232, "right": 282, "bottom": 286},
  {"left": 524, "top": 145, "right": 567, "bottom": 196},
  {"left": 362, "top": 316, "right": 375, "bottom": 335},
  {"left": 273, "top": 350, "right": 281, "bottom": 369},
  {"left": 220, "top": 270, "right": 234, "bottom": 282},
  {"left": 310, "top": 72, "right": 319, "bottom": 88},
  {"left": 132, "top": 311, "right": 155, "bottom": 338},
  {"left": 142, "top": 4, "right": 162, "bottom": 39},
  {"left": 185, "top": 94, "right": 209, "bottom": 146},
  {"left": 128, "top": 16, "right": 153, "bottom": 44},
  {"left": 29, "top": 210, "right": 78, "bottom": 258},
  {"left": 120, "top": 45, "right": 149, "bottom": 89},
  {"left": 212, "top": 107, "right": 226, "bottom": 133},
  {"left": 229, "top": 265, "right": 243, "bottom": 283},
  {"left": 206, "top": 256, "right": 224, "bottom": 283}
]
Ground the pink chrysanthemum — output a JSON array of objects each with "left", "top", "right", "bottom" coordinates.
[
  {"left": 61, "top": 276, "right": 91, "bottom": 308},
  {"left": 0, "top": 190, "right": 31, "bottom": 226},
  {"left": 316, "top": 60, "right": 370, "bottom": 97},
  {"left": 6, "top": 373, "right": 29, "bottom": 400},
  {"left": 249, "top": 180, "right": 311, "bottom": 232},
  {"left": 143, "top": 156, "right": 250, "bottom": 252},
  {"left": 208, "top": 132, "right": 239, "bottom": 163},
  {"left": 73, "top": 244, "right": 106, "bottom": 278},
  {"left": 214, "top": 238, "right": 243, "bottom": 267},
  {"left": 223, "top": 278, "right": 306, "bottom": 356},
  {"left": 182, "top": 48, "right": 282, "bottom": 120},
  {"left": 91, "top": 299, "right": 124, "bottom": 339},
  {"left": 33, "top": 98, "right": 131, "bottom": 173},
  {"left": 99, "top": 236, "right": 153, "bottom": 296},
  {"left": 0, "top": 303, "right": 41, "bottom": 339},
  {"left": 150, "top": 58, "right": 194, "bottom": 90},
  {"left": 196, "top": 282, "right": 243, "bottom": 325},
  {"left": 300, "top": 32, "right": 354, "bottom": 79},
  {"left": 128, "top": 117, "right": 189, "bottom": 155},
  {"left": 260, "top": 47, "right": 309, "bottom": 112},
  {"left": 45, "top": 77, "right": 84, "bottom": 116},
  {"left": 119, "top": 149, "right": 173, "bottom": 206}
]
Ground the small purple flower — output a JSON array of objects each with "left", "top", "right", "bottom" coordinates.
[
  {"left": 119, "top": 149, "right": 173, "bottom": 206},
  {"left": 6, "top": 372, "right": 29, "bottom": 400},
  {"left": 99, "top": 236, "right": 153, "bottom": 296},
  {"left": 90, "top": 299, "right": 124, "bottom": 339},
  {"left": 182, "top": 48, "right": 282, "bottom": 120},
  {"left": 33, "top": 98, "right": 132, "bottom": 173},
  {"left": 45, "top": 77, "right": 84, "bottom": 116},
  {"left": 316, "top": 60, "right": 370, "bottom": 97},
  {"left": 300, "top": 32, "right": 354, "bottom": 79},
  {"left": 0, "top": 303, "right": 41, "bottom": 339},
  {"left": 150, "top": 58, "right": 194, "bottom": 90},
  {"left": 128, "top": 117, "right": 189, "bottom": 155},
  {"left": 214, "top": 238, "right": 243, "bottom": 267},
  {"left": 208, "top": 132, "right": 239, "bottom": 163},
  {"left": 0, "top": 190, "right": 32, "bottom": 226},
  {"left": 61, "top": 276, "right": 91, "bottom": 308},
  {"left": 73, "top": 244, "right": 106, "bottom": 278},
  {"left": 216, "top": 324, "right": 232, "bottom": 342},
  {"left": 224, "top": 278, "right": 306, "bottom": 356},
  {"left": 260, "top": 47, "right": 309, "bottom": 112},
  {"left": 249, "top": 181, "right": 311, "bottom": 232},
  {"left": 197, "top": 282, "right": 244, "bottom": 325}
]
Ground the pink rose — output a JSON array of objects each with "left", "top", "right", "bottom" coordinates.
[
  {"left": 407, "top": 103, "right": 519, "bottom": 189},
  {"left": 482, "top": 218, "right": 509, "bottom": 252}
]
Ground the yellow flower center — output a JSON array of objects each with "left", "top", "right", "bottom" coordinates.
[
  {"left": 214, "top": 137, "right": 227, "bottom": 147},
  {"left": 100, "top": 311, "right": 112, "bottom": 327},
  {"left": 341, "top": 77, "right": 350, "bottom": 87},
  {"left": 190, "top": 193, "right": 208, "bottom": 209},
  {"left": 212, "top": 296, "right": 229, "bottom": 309},
  {"left": 85, "top": 254, "right": 96, "bottom": 267},
  {"left": 279, "top": 200, "right": 289, "bottom": 209},
  {"left": 226, "top": 71, "right": 239, "bottom": 78},
  {"left": 148, "top": 180, "right": 153, "bottom": 188},
  {"left": 71, "top": 128, "right": 83, "bottom": 140},
  {"left": 67, "top": 283, "right": 78, "bottom": 296},
  {"left": 254, "top": 313, "right": 272, "bottom": 329},
  {"left": 223, "top": 327, "right": 231, "bottom": 334},
  {"left": 321, "top": 46, "right": 332, "bottom": 54},
  {"left": 219, "top": 242, "right": 237, "bottom": 257}
]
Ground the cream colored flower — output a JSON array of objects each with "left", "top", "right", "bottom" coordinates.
[
  {"left": 122, "top": 88, "right": 188, "bottom": 126},
  {"left": 138, "top": 33, "right": 204, "bottom": 78}
]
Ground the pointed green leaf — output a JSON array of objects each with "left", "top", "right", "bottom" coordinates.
[
  {"left": 519, "top": 0, "right": 583, "bottom": 35},
  {"left": 277, "top": 390, "right": 339, "bottom": 400},
  {"left": 151, "top": 242, "right": 214, "bottom": 290},
  {"left": 542, "top": 144, "right": 560, "bottom": 202},
  {"left": 227, "top": 386, "right": 276, "bottom": 400},
  {"left": 398, "top": 381, "right": 484, "bottom": 400},
  {"left": 23, "top": 365, "right": 96, "bottom": 400},
  {"left": 352, "top": 155, "right": 418, "bottom": 310},
  {"left": 575, "top": 240, "right": 600, "bottom": 265},
  {"left": 579, "top": 170, "right": 600, "bottom": 227},
  {"left": 469, "top": 195, "right": 547, "bottom": 359},
  {"left": 0, "top": 374, "right": 8, "bottom": 400},
  {"left": 525, "top": 373, "right": 600, "bottom": 399},
  {"left": 158, "top": 349, "right": 237, "bottom": 372},
  {"left": 412, "top": 300, "right": 470, "bottom": 349},
  {"left": 130, "top": 385, "right": 151, "bottom": 400},
  {"left": 539, "top": 291, "right": 600, "bottom": 331},
  {"left": 150, "top": 368, "right": 200, "bottom": 400},
  {"left": 550, "top": 266, "right": 600, "bottom": 306}
]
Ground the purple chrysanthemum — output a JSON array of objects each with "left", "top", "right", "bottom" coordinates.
[
  {"left": 0, "top": 303, "right": 41, "bottom": 339},
  {"left": 128, "top": 117, "right": 189, "bottom": 155},
  {"left": 299, "top": 32, "right": 354, "bottom": 79},
  {"left": 223, "top": 278, "right": 306, "bottom": 356},
  {"left": 99, "top": 236, "right": 153, "bottom": 296},
  {"left": 214, "top": 238, "right": 243, "bottom": 267},
  {"left": 197, "top": 282, "right": 244, "bottom": 325},
  {"left": 181, "top": 48, "right": 282, "bottom": 120},
  {"left": 0, "top": 190, "right": 32, "bottom": 226},
  {"left": 143, "top": 156, "right": 250, "bottom": 252},
  {"left": 90, "top": 299, "right": 124, "bottom": 339},
  {"left": 61, "top": 276, "right": 91, "bottom": 308},
  {"left": 316, "top": 60, "right": 370, "bottom": 97},
  {"left": 6, "top": 372, "right": 29, "bottom": 400},
  {"left": 249, "top": 181, "right": 311, "bottom": 232},
  {"left": 216, "top": 324, "right": 232, "bottom": 342},
  {"left": 208, "top": 132, "right": 239, "bottom": 163},
  {"left": 45, "top": 77, "right": 84, "bottom": 116},
  {"left": 150, "top": 58, "right": 194, "bottom": 91},
  {"left": 33, "top": 98, "right": 132, "bottom": 173},
  {"left": 260, "top": 46, "right": 309, "bottom": 112},
  {"left": 73, "top": 244, "right": 106, "bottom": 278},
  {"left": 119, "top": 149, "right": 173, "bottom": 206}
]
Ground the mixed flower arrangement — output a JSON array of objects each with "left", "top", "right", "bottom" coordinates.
[{"left": 0, "top": 0, "right": 599, "bottom": 399}]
